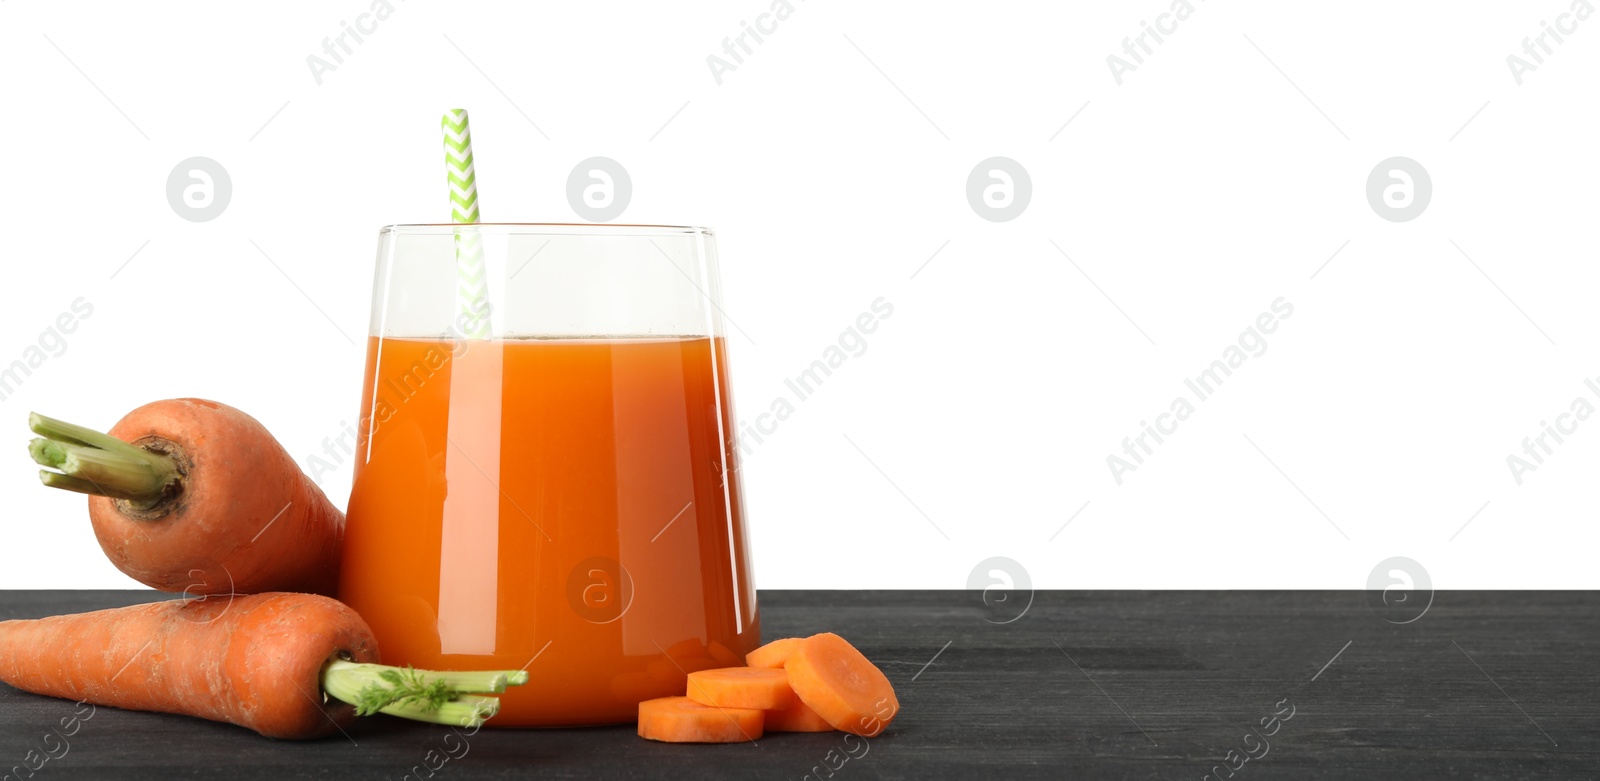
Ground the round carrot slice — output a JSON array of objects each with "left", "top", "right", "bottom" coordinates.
[
  {"left": 785, "top": 632, "right": 900, "bottom": 736},
  {"left": 765, "top": 698, "right": 835, "bottom": 733},
  {"left": 637, "top": 696, "right": 763, "bottom": 743},
  {"left": 746, "top": 637, "right": 804, "bottom": 668},
  {"left": 686, "top": 667, "right": 797, "bottom": 710}
]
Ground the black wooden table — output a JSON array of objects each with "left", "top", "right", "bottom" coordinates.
[{"left": 1, "top": 590, "right": 1595, "bottom": 779}]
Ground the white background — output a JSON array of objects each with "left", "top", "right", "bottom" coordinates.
[{"left": 0, "top": 1, "right": 1595, "bottom": 590}]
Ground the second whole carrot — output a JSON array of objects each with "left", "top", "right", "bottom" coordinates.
[
  {"left": 28, "top": 399, "right": 343, "bottom": 596},
  {"left": 0, "top": 593, "right": 528, "bottom": 739}
]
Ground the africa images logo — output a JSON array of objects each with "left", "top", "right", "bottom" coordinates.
[{"left": 1366, "top": 557, "right": 1433, "bottom": 624}]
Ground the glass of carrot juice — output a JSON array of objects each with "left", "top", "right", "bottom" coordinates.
[{"left": 340, "top": 224, "right": 759, "bottom": 726}]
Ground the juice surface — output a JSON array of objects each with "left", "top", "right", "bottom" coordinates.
[{"left": 341, "top": 335, "right": 759, "bottom": 726}]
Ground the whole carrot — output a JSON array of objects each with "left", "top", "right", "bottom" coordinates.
[
  {"left": 27, "top": 399, "right": 343, "bottom": 596},
  {"left": 0, "top": 593, "right": 527, "bottom": 739}
]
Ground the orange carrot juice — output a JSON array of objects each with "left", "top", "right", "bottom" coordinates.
[{"left": 340, "top": 335, "right": 759, "bottom": 726}]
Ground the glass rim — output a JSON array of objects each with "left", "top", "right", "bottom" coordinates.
[{"left": 379, "top": 223, "right": 714, "bottom": 238}]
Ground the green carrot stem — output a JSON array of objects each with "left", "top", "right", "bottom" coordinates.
[
  {"left": 428, "top": 669, "right": 530, "bottom": 693},
  {"left": 388, "top": 698, "right": 501, "bottom": 728},
  {"left": 37, "top": 470, "right": 107, "bottom": 496},
  {"left": 29, "top": 412, "right": 153, "bottom": 459},
  {"left": 449, "top": 695, "right": 502, "bottom": 721},
  {"left": 321, "top": 661, "right": 526, "bottom": 729},
  {"left": 27, "top": 412, "right": 179, "bottom": 505}
]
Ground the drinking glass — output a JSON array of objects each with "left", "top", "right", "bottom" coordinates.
[{"left": 340, "top": 224, "right": 759, "bottom": 726}]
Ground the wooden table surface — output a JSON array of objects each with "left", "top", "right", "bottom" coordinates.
[{"left": 0, "top": 590, "right": 1595, "bottom": 779}]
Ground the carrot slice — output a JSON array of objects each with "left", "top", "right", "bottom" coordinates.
[
  {"left": 785, "top": 632, "right": 900, "bottom": 737},
  {"left": 638, "top": 696, "right": 763, "bottom": 743},
  {"left": 746, "top": 637, "right": 804, "bottom": 668},
  {"left": 765, "top": 698, "right": 835, "bottom": 733},
  {"left": 686, "top": 667, "right": 797, "bottom": 710}
]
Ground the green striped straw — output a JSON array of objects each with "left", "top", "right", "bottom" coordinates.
[{"left": 442, "top": 108, "right": 490, "bottom": 339}]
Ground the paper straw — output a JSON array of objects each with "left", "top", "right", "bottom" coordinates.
[{"left": 442, "top": 108, "right": 490, "bottom": 339}]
